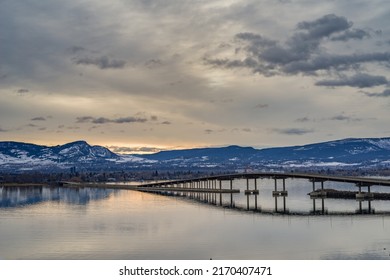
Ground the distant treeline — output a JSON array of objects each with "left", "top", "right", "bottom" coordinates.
[{"left": 1, "top": 167, "right": 390, "bottom": 185}]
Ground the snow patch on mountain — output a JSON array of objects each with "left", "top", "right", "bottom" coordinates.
[
  {"left": 369, "top": 139, "right": 390, "bottom": 150},
  {"left": 347, "top": 147, "right": 377, "bottom": 155},
  {"left": 283, "top": 161, "right": 361, "bottom": 168}
]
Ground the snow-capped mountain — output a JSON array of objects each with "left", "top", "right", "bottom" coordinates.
[
  {"left": 51, "top": 140, "right": 118, "bottom": 162},
  {"left": 0, "top": 140, "right": 144, "bottom": 171},
  {"left": 136, "top": 137, "right": 390, "bottom": 169},
  {"left": 0, "top": 137, "right": 389, "bottom": 172},
  {"left": 248, "top": 138, "right": 390, "bottom": 168}
]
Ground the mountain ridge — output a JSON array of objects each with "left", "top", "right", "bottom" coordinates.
[{"left": 0, "top": 137, "right": 389, "bottom": 172}]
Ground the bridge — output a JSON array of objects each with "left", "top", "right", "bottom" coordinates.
[
  {"left": 136, "top": 172, "right": 390, "bottom": 192},
  {"left": 134, "top": 172, "right": 390, "bottom": 214},
  {"left": 60, "top": 172, "right": 390, "bottom": 214}
]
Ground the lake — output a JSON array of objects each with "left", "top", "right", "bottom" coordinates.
[{"left": 1, "top": 178, "right": 390, "bottom": 260}]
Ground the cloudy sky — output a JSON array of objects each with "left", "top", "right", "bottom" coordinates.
[{"left": 1, "top": 0, "right": 389, "bottom": 153}]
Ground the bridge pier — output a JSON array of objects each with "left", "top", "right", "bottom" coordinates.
[
  {"left": 355, "top": 183, "right": 374, "bottom": 201},
  {"left": 219, "top": 180, "right": 222, "bottom": 206},
  {"left": 310, "top": 178, "right": 326, "bottom": 192},
  {"left": 272, "top": 177, "right": 288, "bottom": 213},
  {"left": 244, "top": 178, "right": 260, "bottom": 211},
  {"left": 212, "top": 180, "right": 217, "bottom": 205},
  {"left": 247, "top": 178, "right": 250, "bottom": 210},
  {"left": 255, "top": 178, "right": 258, "bottom": 210},
  {"left": 309, "top": 178, "right": 328, "bottom": 214},
  {"left": 210, "top": 180, "right": 213, "bottom": 203},
  {"left": 356, "top": 183, "right": 374, "bottom": 214},
  {"left": 311, "top": 197, "right": 326, "bottom": 215},
  {"left": 272, "top": 178, "right": 288, "bottom": 197},
  {"left": 206, "top": 180, "right": 209, "bottom": 202},
  {"left": 207, "top": 180, "right": 210, "bottom": 202},
  {"left": 230, "top": 179, "right": 233, "bottom": 207},
  {"left": 357, "top": 200, "right": 374, "bottom": 214},
  {"left": 283, "top": 179, "right": 286, "bottom": 212}
]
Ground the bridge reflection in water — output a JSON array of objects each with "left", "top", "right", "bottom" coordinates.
[{"left": 135, "top": 172, "right": 390, "bottom": 216}]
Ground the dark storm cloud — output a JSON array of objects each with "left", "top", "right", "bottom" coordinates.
[
  {"left": 204, "top": 128, "right": 227, "bottom": 134},
  {"left": 67, "top": 46, "right": 86, "bottom": 54},
  {"left": 329, "top": 114, "right": 361, "bottom": 122},
  {"left": 73, "top": 56, "right": 126, "bottom": 69},
  {"left": 76, "top": 116, "right": 148, "bottom": 124},
  {"left": 31, "top": 117, "right": 46, "bottom": 121},
  {"left": 330, "top": 115, "right": 351, "bottom": 121},
  {"left": 283, "top": 52, "right": 390, "bottom": 75},
  {"left": 235, "top": 14, "right": 350, "bottom": 67},
  {"left": 296, "top": 14, "right": 351, "bottom": 39},
  {"left": 206, "top": 14, "right": 389, "bottom": 79},
  {"left": 273, "top": 128, "right": 314, "bottom": 135},
  {"left": 17, "top": 89, "right": 29, "bottom": 93},
  {"left": 205, "top": 57, "right": 274, "bottom": 76},
  {"left": 114, "top": 117, "right": 148, "bottom": 124},
  {"left": 235, "top": 32, "right": 277, "bottom": 48},
  {"left": 76, "top": 116, "right": 95, "bottom": 123},
  {"left": 0, "top": 127, "right": 9, "bottom": 132},
  {"left": 316, "top": 73, "right": 389, "bottom": 88},
  {"left": 145, "top": 59, "right": 163, "bottom": 69},
  {"left": 364, "top": 89, "right": 390, "bottom": 97},
  {"left": 330, "top": 28, "right": 371, "bottom": 41},
  {"left": 295, "top": 117, "right": 311, "bottom": 123}
]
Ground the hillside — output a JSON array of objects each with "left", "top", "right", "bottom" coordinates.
[{"left": 0, "top": 137, "right": 389, "bottom": 172}]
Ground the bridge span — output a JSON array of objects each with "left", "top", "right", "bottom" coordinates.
[
  {"left": 137, "top": 172, "right": 390, "bottom": 190},
  {"left": 134, "top": 172, "right": 390, "bottom": 214},
  {"left": 59, "top": 172, "right": 390, "bottom": 214}
]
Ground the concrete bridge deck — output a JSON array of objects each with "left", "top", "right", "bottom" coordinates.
[
  {"left": 136, "top": 172, "right": 390, "bottom": 188},
  {"left": 55, "top": 172, "right": 390, "bottom": 215}
]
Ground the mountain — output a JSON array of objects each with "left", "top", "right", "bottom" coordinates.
[
  {"left": 248, "top": 138, "right": 390, "bottom": 168},
  {"left": 0, "top": 140, "right": 117, "bottom": 162},
  {"left": 135, "top": 137, "right": 390, "bottom": 169},
  {"left": 0, "top": 137, "right": 389, "bottom": 172},
  {"left": 140, "top": 145, "right": 256, "bottom": 161},
  {"left": 0, "top": 140, "right": 144, "bottom": 172}
]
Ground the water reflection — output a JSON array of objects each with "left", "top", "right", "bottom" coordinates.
[
  {"left": 2, "top": 179, "right": 390, "bottom": 215},
  {"left": 1, "top": 187, "right": 390, "bottom": 259},
  {"left": 0, "top": 186, "right": 115, "bottom": 208}
]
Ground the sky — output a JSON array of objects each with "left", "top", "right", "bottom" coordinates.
[{"left": 0, "top": 0, "right": 389, "bottom": 154}]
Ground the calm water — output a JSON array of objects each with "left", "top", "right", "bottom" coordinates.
[{"left": 1, "top": 178, "right": 390, "bottom": 260}]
